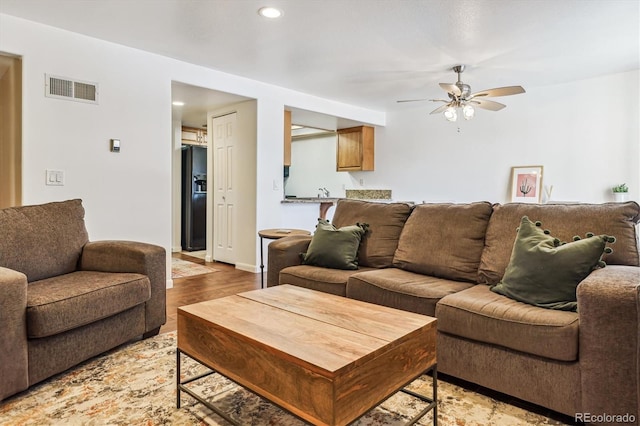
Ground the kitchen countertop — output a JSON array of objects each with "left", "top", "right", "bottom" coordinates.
[
  {"left": 281, "top": 197, "right": 402, "bottom": 204},
  {"left": 282, "top": 189, "right": 394, "bottom": 204},
  {"left": 281, "top": 197, "right": 340, "bottom": 203}
]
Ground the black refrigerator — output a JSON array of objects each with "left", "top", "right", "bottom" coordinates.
[{"left": 181, "top": 145, "right": 207, "bottom": 251}]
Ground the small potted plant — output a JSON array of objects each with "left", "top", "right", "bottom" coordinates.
[{"left": 612, "top": 183, "right": 629, "bottom": 202}]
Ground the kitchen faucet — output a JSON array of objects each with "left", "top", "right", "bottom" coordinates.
[{"left": 318, "top": 187, "right": 330, "bottom": 197}]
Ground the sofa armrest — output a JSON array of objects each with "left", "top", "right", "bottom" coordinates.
[
  {"left": 79, "top": 241, "right": 166, "bottom": 333},
  {"left": 266, "top": 235, "right": 312, "bottom": 287},
  {"left": 0, "top": 267, "right": 29, "bottom": 400},
  {"left": 577, "top": 265, "right": 639, "bottom": 421}
]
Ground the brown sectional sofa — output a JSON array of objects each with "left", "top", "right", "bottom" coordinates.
[
  {"left": 268, "top": 199, "right": 640, "bottom": 423},
  {"left": 0, "top": 199, "right": 166, "bottom": 401}
]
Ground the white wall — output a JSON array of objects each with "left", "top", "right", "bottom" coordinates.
[
  {"left": 0, "top": 14, "right": 385, "bottom": 285},
  {"left": 370, "top": 70, "right": 639, "bottom": 204},
  {"left": 278, "top": 70, "right": 639, "bottom": 229},
  {"left": 170, "top": 120, "right": 182, "bottom": 253},
  {"left": 285, "top": 134, "right": 353, "bottom": 198}
]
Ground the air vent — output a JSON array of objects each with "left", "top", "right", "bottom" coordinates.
[{"left": 45, "top": 74, "right": 98, "bottom": 104}]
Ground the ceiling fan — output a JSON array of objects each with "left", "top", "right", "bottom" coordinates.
[{"left": 398, "top": 65, "right": 525, "bottom": 122}]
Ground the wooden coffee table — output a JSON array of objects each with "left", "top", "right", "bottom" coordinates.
[{"left": 177, "top": 285, "right": 437, "bottom": 425}]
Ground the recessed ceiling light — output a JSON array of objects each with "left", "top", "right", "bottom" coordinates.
[
  {"left": 258, "top": 7, "right": 283, "bottom": 19},
  {"left": 172, "top": 101, "right": 185, "bottom": 106}
]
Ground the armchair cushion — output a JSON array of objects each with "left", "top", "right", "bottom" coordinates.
[
  {"left": 0, "top": 199, "right": 88, "bottom": 282},
  {"left": 27, "top": 271, "right": 150, "bottom": 338}
]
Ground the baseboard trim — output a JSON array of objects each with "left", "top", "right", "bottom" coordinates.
[{"left": 235, "top": 262, "right": 259, "bottom": 273}]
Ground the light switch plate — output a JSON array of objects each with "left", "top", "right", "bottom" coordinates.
[{"left": 46, "top": 169, "right": 64, "bottom": 186}]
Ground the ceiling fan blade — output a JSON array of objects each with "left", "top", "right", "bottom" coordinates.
[
  {"left": 430, "top": 104, "right": 451, "bottom": 115},
  {"left": 470, "top": 99, "right": 506, "bottom": 111},
  {"left": 396, "top": 98, "right": 430, "bottom": 103},
  {"left": 439, "top": 83, "right": 461, "bottom": 96},
  {"left": 469, "top": 86, "right": 525, "bottom": 99}
]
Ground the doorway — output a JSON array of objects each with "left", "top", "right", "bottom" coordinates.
[
  {"left": 171, "top": 82, "right": 253, "bottom": 268},
  {"left": 0, "top": 53, "right": 22, "bottom": 208}
]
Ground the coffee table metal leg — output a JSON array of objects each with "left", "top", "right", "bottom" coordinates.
[
  {"left": 176, "top": 349, "right": 242, "bottom": 425},
  {"left": 399, "top": 364, "right": 438, "bottom": 426},
  {"left": 433, "top": 367, "right": 438, "bottom": 425},
  {"left": 176, "top": 349, "right": 181, "bottom": 409}
]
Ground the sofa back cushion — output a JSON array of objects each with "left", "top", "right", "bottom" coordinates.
[
  {"left": 478, "top": 202, "right": 640, "bottom": 284},
  {"left": 331, "top": 199, "right": 413, "bottom": 268},
  {"left": 0, "top": 199, "right": 89, "bottom": 282},
  {"left": 392, "top": 202, "right": 493, "bottom": 283}
]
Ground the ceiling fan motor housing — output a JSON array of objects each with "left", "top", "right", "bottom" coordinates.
[{"left": 456, "top": 82, "right": 471, "bottom": 99}]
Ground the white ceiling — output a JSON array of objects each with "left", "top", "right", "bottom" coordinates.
[{"left": 2, "top": 0, "right": 639, "bottom": 125}]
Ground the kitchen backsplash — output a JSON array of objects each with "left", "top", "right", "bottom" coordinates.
[{"left": 345, "top": 189, "right": 392, "bottom": 200}]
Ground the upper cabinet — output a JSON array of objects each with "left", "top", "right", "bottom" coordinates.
[
  {"left": 284, "top": 110, "right": 292, "bottom": 166},
  {"left": 181, "top": 126, "right": 207, "bottom": 146},
  {"left": 336, "top": 125, "right": 374, "bottom": 171}
]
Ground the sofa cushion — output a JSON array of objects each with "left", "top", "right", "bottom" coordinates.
[
  {"left": 346, "top": 268, "right": 474, "bottom": 317},
  {"left": 27, "top": 271, "right": 151, "bottom": 338},
  {"left": 479, "top": 202, "right": 640, "bottom": 284},
  {"left": 0, "top": 199, "right": 89, "bottom": 282},
  {"left": 436, "top": 285, "right": 579, "bottom": 362},
  {"left": 491, "top": 216, "right": 611, "bottom": 311},
  {"left": 280, "top": 265, "right": 376, "bottom": 296},
  {"left": 331, "top": 199, "right": 413, "bottom": 268},
  {"left": 393, "top": 202, "right": 493, "bottom": 283},
  {"left": 302, "top": 219, "right": 367, "bottom": 270}
]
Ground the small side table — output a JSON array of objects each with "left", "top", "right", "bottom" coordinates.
[{"left": 258, "top": 228, "right": 311, "bottom": 288}]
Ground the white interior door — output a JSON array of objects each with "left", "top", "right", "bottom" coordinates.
[{"left": 212, "top": 112, "right": 237, "bottom": 264}]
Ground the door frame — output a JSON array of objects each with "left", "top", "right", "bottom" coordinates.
[{"left": 0, "top": 53, "right": 22, "bottom": 208}]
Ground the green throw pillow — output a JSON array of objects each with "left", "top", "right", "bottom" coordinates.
[
  {"left": 491, "top": 216, "right": 614, "bottom": 311},
  {"left": 301, "top": 219, "right": 367, "bottom": 270}
]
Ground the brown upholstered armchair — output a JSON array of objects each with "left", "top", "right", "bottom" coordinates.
[{"left": 0, "top": 199, "right": 166, "bottom": 401}]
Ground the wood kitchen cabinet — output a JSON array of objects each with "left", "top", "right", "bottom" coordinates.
[
  {"left": 336, "top": 125, "right": 374, "bottom": 171},
  {"left": 181, "top": 126, "right": 207, "bottom": 145},
  {"left": 284, "top": 110, "right": 292, "bottom": 166}
]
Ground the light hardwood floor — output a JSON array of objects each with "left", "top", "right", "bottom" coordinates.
[{"left": 160, "top": 253, "right": 261, "bottom": 334}]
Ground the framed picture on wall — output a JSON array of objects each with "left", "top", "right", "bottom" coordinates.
[{"left": 510, "top": 166, "right": 543, "bottom": 203}]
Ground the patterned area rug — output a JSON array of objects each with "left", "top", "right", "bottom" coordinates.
[
  {"left": 172, "top": 258, "right": 218, "bottom": 278},
  {"left": 0, "top": 333, "right": 570, "bottom": 425}
]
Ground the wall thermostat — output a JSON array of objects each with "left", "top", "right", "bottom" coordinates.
[{"left": 110, "top": 139, "right": 120, "bottom": 153}]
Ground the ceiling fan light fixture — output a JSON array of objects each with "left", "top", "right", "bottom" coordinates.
[
  {"left": 444, "top": 106, "right": 457, "bottom": 122},
  {"left": 463, "top": 104, "right": 475, "bottom": 120}
]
